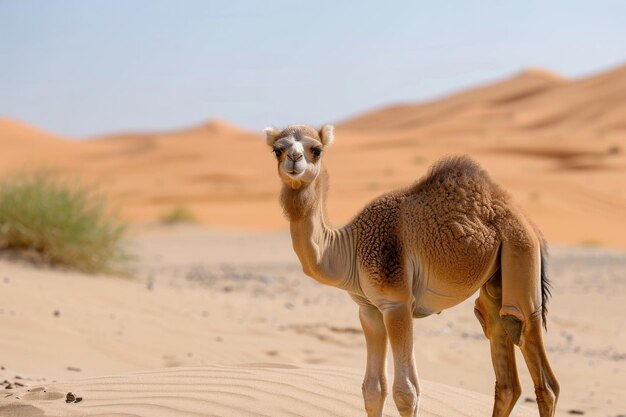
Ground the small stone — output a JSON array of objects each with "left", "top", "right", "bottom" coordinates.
[
  {"left": 66, "top": 366, "right": 81, "bottom": 372},
  {"left": 567, "top": 411, "right": 585, "bottom": 415},
  {"left": 53, "top": 310, "right": 60, "bottom": 317},
  {"left": 65, "top": 392, "right": 76, "bottom": 403},
  {"left": 14, "top": 382, "right": 24, "bottom": 387},
  {"left": 74, "top": 397, "right": 83, "bottom": 403},
  {"left": 524, "top": 397, "right": 535, "bottom": 403}
]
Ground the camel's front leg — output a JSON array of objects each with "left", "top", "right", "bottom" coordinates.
[
  {"left": 359, "top": 304, "right": 388, "bottom": 417},
  {"left": 382, "top": 302, "right": 420, "bottom": 417}
]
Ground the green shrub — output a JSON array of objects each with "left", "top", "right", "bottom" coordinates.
[
  {"left": 160, "top": 205, "right": 197, "bottom": 224},
  {"left": 0, "top": 174, "right": 126, "bottom": 273}
]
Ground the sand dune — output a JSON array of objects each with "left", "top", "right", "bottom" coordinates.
[
  {"left": 0, "top": 65, "right": 625, "bottom": 248},
  {"left": 1, "top": 364, "right": 537, "bottom": 417},
  {"left": 339, "top": 64, "right": 626, "bottom": 134},
  {"left": 339, "top": 68, "right": 567, "bottom": 132},
  {"left": 0, "top": 118, "right": 70, "bottom": 148}
]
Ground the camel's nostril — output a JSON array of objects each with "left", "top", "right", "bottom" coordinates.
[{"left": 288, "top": 153, "right": 303, "bottom": 162}]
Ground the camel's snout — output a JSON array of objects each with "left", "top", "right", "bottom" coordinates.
[
  {"left": 283, "top": 151, "right": 306, "bottom": 176},
  {"left": 287, "top": 152, "right": 303, "bottom": 162}
]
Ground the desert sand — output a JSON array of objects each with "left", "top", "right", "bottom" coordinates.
[
  {"left": 1, "top": 65, "right": 625, "bottom": 416},
  {"left": 0, "top": 366, "right": 535, "bottom": 417},
  {"left": 0, "top": 227, "right": 624, "bottom": 416}
]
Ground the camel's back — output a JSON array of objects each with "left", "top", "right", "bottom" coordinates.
[
  {"left": 353, "top": 156, "right": 510, "bottom": 298},
  {"left": 404, "top": 157, "right": 509, "bottom": 292},
  {"left": 405, "top": 156, "right": 510, "bottom": 245}
]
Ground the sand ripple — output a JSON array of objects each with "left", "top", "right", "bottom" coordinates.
[{"left": 0, "top": 364, "right": 537, "bottom": 417}]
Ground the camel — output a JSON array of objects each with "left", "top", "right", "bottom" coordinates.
[{"left": 265, "top": 124, "right": 560, "bottom": 417}]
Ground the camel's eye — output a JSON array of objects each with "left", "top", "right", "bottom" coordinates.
[
  {"left": 273, "top": 148, "right": 282, "bottom": 158},
  {"left": 311, "top": 147, "right": 322, "bottom": 157}
]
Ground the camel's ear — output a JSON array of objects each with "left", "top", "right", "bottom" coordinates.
[
  {"left": 319, "top": 124, "right": 334, "bottom": 146},
  {"left": 264, "top": 126, "right": 280, "bottom": 146}
]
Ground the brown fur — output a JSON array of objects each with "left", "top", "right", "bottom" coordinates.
[
  {"left": 352, "top": 157, "right": 506, "bottom": 290},
  {"left": 353, "top": 191, "right": 408, "bottom": 287},
  {"left": 282, "top": 155, "right": 552, "bottom": 322},
  {"left": 280, "top": 167, "right": 329, "bottom": 221},
  {"left": 271, "top": 126, "right": 559, "bottom": 417},
  {"left": 275, "top": 125, "right": 323, "bottom": 142}
]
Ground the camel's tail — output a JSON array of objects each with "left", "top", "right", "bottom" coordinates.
[{"left": 539, "top": 237, "right": 552, "bottom": 331}]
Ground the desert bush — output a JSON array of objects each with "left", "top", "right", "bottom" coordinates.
[
  {"left": 160, "top": 205, "right": 198, "bottom": 224},
  {"left": 0, "top": 174, "right": 126, "bottom": 273}
]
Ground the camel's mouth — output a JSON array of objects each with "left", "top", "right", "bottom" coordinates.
[
  {"left": 281, "top": 164, "right": 305, "bottom": 178},
  {"left": 284, "top": 169, "right": 304, "bottom": 179}
]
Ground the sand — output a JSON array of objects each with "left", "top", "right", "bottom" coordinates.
[
  {"left": 0, "top": 365, "right": 538, "bottom": 417},
  {"left": 1, "top": 64, "right": 626, "bottom": 248},
  {"left": 0, "top": 227, "right": 624, "bottom": 416}
]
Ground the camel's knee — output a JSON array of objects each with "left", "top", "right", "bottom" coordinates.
[
  {"left": 362, "top": 378, "right": 386, "bottom": 412},
  {"left": 501, "top": 314, "right": 523, "bottom": 345},
  {"left": 495, "top": 381, "right": 522, "bottom": 407},
  {"left": 392, "top": 384, "right": 418, "bottom": 415}
]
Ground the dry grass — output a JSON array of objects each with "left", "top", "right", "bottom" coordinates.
[
  {"left": 160, "top": 205, "right": 198, "bottom": 224},
  {"left": 0, "top": 174, "right": 126, "bottom": 273}
]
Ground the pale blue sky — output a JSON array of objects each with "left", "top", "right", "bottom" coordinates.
[{"left": 1, "top": 0, "right": 625, "bottom": 138}]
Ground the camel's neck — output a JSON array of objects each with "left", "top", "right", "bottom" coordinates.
[{"left": 280, "top": 168, "right": 358, "bottom": 291}]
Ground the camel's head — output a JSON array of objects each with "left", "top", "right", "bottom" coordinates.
[{"left": 265, "top": 124, "right": 334, "bottom": 189}]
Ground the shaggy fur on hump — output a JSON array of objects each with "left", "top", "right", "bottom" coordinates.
[
  {"left": 421, "top": 156, "right": 552, "bottom": 329},
  {"left": 420, "top": 156, "right": 502, "bottom": 194}
]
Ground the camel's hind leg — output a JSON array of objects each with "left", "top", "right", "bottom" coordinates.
[
  {"left": 500, "top": 218, "right": 560, "bottom": 417},
  {"left": 518, "top": 314, "right": 560, "bottom": 417},
  {"left": 474, "top": 272, "right": 521, "bottom": 417}
]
